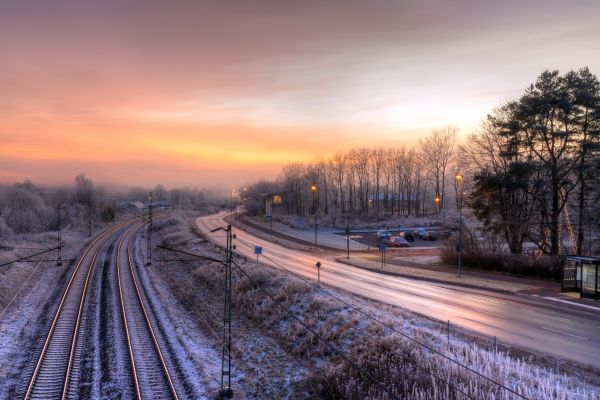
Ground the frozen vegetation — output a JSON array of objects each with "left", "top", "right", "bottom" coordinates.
[{"left": 155, "top": 213, "right": 600, "bottom": 399}]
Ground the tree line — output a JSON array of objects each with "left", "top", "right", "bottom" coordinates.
[
  {"left": 243, "top": 127, "right": 459, "bottom": 223},
  {"left": 0, "top": 174, "right": 211, "bottom": 235},
  {"left": 244, "top": 68, "right": 600, "bottom": 257},
  {"left": 464, "top": 68, "right": 600, "bottom": 255}
]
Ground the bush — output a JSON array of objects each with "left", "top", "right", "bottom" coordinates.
[
  {"left": 0, "top": 187, "right": 53, "bottom": 233},
  {"left": 441, "top": 240, "right": 562, "bottom": 280}
]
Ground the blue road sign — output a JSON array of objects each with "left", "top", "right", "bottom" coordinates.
[
  {"left": 379, "top": 244, "right": 387, "bottom": 252},
  {"left": 254, "top": 246, "right": 263, "bottom": 255}
]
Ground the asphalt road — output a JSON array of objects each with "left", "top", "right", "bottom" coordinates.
[{"left": 197, "top": 212, "right": 600, "bottom": 368}]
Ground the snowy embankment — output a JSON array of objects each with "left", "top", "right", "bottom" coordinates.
[
  {"left": 0, "top": 230, "right": 90, "bottom": 398},
  {"left": 155, "top": 213, "right": 600, "bottom": 400}
]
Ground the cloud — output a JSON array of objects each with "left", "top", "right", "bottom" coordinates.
[{"left": 1, "top": 0, "right": 599, "bottom": 186}]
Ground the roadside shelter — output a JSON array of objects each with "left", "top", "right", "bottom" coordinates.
[{"left": 562, "top": 256, "right": 600, "bottom": 300}]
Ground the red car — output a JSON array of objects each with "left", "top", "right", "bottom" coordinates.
[{"left": 388, "top": 236, "right": 410, "bottom": 248}]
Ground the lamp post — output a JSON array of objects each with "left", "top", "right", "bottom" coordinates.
[
  {"left": 346, "top": 200, "right": 351, "bottom": 259},
  {"left": 311, "top": 183, "right": 318, "bottom": 249},
  {"left": 435, "top": 196, "right": 440, "bottom": 225},
  {"left": 455, "top": 174, "right": 463, "bottom": 278},
  {"left": 230, "top": 189, "right": 237, "bottom": 223},
  {"left": 243, "top": 187, "right": 248, "bottom": 223}
]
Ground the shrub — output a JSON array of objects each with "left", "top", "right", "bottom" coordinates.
[
  {"left": 441, "top": 238, "right": 562, "bottom": 279},
  {"left": 0, "top": 187, "right": 53, "bottom": 233}
]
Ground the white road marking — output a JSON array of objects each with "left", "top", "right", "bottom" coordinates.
[
  {"left": 555, "top": 317, "right": 571, "bottom": 323},
  {"left": 471, "top": 294, "right": 505, "bottom": 304},
  {"left": 541, "top": 297, "right": 600, "bottom": 312},
  {"left": 541, "top": 326, "right": 588, "bottom": 341}
]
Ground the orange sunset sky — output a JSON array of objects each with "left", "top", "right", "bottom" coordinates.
[{"left": 1, "top": 0, "right": 599, "bottom": 188}]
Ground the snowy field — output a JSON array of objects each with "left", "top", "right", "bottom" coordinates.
[{"left": 155, "top": 212, "right": 600, "bottom": 399}]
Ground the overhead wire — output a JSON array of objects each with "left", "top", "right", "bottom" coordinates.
[
  {"left": 233, "top": 235, "right": 530, "bottom": 400},
  {"left": 230, "top": 259, "right": 403, "bottom": 400}
]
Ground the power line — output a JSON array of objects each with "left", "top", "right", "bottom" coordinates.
[
  {"left": 0, "top": 247, "right": 60, "bottom": 268},
  {"left": 234, "top": 235, "right": 530, "bottom": 400},
  {"left": 151, "top": 249, "right": 280, "bottom": 398},
  {"left": 0, "top": 258, "right": 46, "bottom": 320},
  {"left": 230, "top": 259, "right": 402, "bottom": 400}
]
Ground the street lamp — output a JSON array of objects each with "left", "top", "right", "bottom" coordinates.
[
  {"left": 435, "top": 196, "right": 440, "bottom": 225},
  {"left": 311, "top": 183, "right": 318, "bottom": 249},
  {"left": 455, "top": 174, "right": 463, "bottom": 278},
  {"left": 346, "top": 199, "right": 351, "bottom": 259},
  {"left": 243, "top": 187, "right": 248, "bottom": 222}
]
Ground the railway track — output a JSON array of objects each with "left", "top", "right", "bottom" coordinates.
[
  {"left": 117, "top": 223, "right": 179, "bottom": 400},
  {"left": 24, "top": 220, "right": 134, "bottom": 400}
]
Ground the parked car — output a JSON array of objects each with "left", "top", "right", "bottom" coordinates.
[
  {"left": 388, "top": 236, "right": 410, "bottom": 247},
  {"left": 414, "top": 228, "right": 427, "bottom": 239},
  {"left": 399, "top": 231, "right": 415, "bottom": 241},
  {"left": 422, "top": 230, "right": 439, "bottom": 241}
]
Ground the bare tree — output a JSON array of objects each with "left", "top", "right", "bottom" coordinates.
[{"left": 419, "top": 126, "right": 457, "bottom": 219}]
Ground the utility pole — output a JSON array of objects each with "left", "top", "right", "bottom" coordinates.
[
  {"left": 220, "top": 224, "right": 234, "bottom": 398},
  {"left": 157, "top": 230, "right": 235, "bottom": 399},
  {"left": 57, "top": 205, "right": 62, "bottom": 266},
  {"left": 455, "top": 174, "right": 463, "bottom": 278},
  {"left": 311, "top": 183, "right": 318, "bottom": 249},
  {"left": 435, "top": 196, "right": 440, "bottom": 226},
  {"left": 243, "top": 187, "right": 248, "bottom": 223},
  {"left": 88, "top": 203, "right": 92, "bottom": 238},
  {"left": 346, "top": 200, "right": 351, "bottom": 259},
  {"left": 147, "top": 192, "right": 153, "bottom": 266}
]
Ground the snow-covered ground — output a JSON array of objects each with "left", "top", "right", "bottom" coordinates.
[
  {"left": 0, "top": 230, "right": 91, "bottom": 398},
  {"left": 174, "top": 212, "right": 600, "bottom": 399}
]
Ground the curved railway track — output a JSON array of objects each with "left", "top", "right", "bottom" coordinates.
[
  {"left": 24, "top": 216, "right": 179, "bottom": 400},
  {"left": 117, "top": 222, "right": 179, "bottom": 400},
  {"left": 24, "top": 220, "right": 134, "bottom": 400}
]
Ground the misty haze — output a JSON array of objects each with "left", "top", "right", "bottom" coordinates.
[{"left": 1, "top": 1, "right": 600, "bottom": 399}]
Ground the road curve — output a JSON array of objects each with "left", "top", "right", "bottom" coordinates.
[{"left": 197, "top": 211, "right": 600, "bottom": 368}]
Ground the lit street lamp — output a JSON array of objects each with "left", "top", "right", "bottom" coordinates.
[
  {"left": 230, "top": 189, "right": 236, "bottom": 223},
  {"left": 435, "top": 196, "right": 440, "bottom": 225},
  {"left": 311, "top": 183, "right": 318, "bottom": 249},
  {"left": 455, "top": 174, "right": 463, "bottom": 278},
  {"left": 243, "top": 187, "right": 248, "bottom": 223}
]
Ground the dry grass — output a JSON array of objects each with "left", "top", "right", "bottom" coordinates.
[{"left": 158, "top": 215, "right": 600, "bottom": 400}]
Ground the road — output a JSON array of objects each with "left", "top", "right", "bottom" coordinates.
[{"left": 197, "top": 211, "right": 600, "bottom": 368}]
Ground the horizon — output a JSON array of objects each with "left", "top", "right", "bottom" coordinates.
[{"left": 1, "top": 0, "right": 599, "bottom": 188}]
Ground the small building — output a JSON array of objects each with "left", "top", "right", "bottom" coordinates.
[
  {"left": 261, "top": 193, "right": 284, "bottom": 220},
  {"left": 562, "top": 256, "right": 600, "bottom": 300}
]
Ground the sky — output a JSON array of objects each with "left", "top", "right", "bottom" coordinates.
[{"left": 1, "top": 0, "right": 599, "bottom": 189}]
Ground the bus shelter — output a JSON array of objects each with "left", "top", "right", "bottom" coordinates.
[{"left": 562, "top": 256, "right": 600, "bottom": 300}]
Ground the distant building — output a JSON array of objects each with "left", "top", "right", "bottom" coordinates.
[{"left": 261, "top": 193, "right": 284, "bottom": 219}]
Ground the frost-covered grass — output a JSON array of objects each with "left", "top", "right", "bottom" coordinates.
[
  {"left": 0, "top": 228, "right": 92, "bottom": 398},
  {"left": 157, "top": 214, "right": 600, "bottom": 400},
  {"left": 0, "top": 230, "right": 88, "bottom": 311}
]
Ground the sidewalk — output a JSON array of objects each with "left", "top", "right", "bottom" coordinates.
[{"left": 337, "top": 255, "right": 600, "bottom": 310}]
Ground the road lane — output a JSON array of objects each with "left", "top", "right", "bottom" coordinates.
[{"left": 197, "top": 212, "right": 600, "bottom": 367}]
